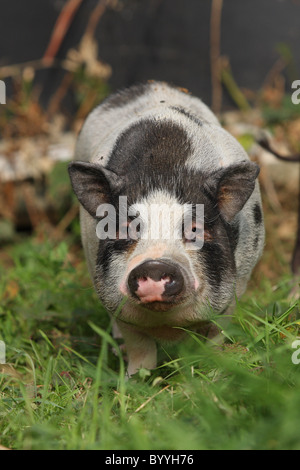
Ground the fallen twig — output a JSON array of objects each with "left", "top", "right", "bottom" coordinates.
[
  {"left": 43, "top": 0, "right": 84, "bottom": 64},
  {"left": 128, "top": 385, "right": 170, "bottom": 421},
  {"left": 257, "top": 136, "right": 300, "bottom": 276}
]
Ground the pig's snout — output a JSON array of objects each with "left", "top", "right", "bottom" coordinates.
[{"left": 127, "top": 260, "right": 185, "bottom": 305}]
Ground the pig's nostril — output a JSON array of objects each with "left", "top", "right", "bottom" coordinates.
[
  {"left": 127, "top": 260, "right": 185, "bottom": 302},
  {"left": 162, "top": 276, "right": 176, "bottom": 290}
]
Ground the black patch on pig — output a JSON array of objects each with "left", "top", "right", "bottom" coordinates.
[
  {"left": 96, "top": 198, "right": 139, "bottom": 274},
  {"left": 106, "top": 118, "right": 193, "bottom": 204},
  {"left": 199, "top": 214, "right": 237, "bottom": 290},
  {"left": 253, "top": 234, "right": 259, "bottom": 250},
  {"left": 97, "top": 238, "right": 137, "bottom": 275},
  {"left": 226, "top": 222, "right": 240, "bottom": 251},
  {"left": 200, "top": 242, "right": 233, "bottom": 288},
  {"left": 97, "top": 240, "right": 115, "bottom": 275},
  {"left": 253, "top": 203, "right": 262, "bottom": 225},
  {"left": 170, "top": 106, "right": 203, "bottom": 127},
  {"left": 109, "top": 118, "right": 191, "bottom": 169}
]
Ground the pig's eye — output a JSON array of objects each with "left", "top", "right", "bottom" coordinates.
[
  {"left": 183, "top": 222, "right": 212, "bottom": 244},
  {"left": 183, "top": 221, "right": 203, "bottom": 243}
]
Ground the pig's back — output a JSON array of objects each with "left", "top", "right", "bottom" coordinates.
[{"left": 75, "top": 81, "right": 223, "bottom": 166}]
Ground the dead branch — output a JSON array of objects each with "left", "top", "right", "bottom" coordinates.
[
  {"left": 210, "top": 0, "right": 223, "bottom": 114},
  {"left": 258, "top": 136, "right": 300, "bottom": 162},
  {"left": 84, "top": 0, "right": 111, "bottom": 39},
  {"left": 43, "top": 0, "right": 84, "bottom": 64}
]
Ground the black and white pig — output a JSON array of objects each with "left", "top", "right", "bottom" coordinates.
[{"left": 68, "top": 81, "right": 265, "bottom": 376}]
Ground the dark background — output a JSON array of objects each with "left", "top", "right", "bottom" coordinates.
[{"left": 1, "top": 0, "right": 300, "bottom": 109}]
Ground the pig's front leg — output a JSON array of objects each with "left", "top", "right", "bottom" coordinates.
[{"left": 116, "top": 321, "right": 157, "bottom": 377}]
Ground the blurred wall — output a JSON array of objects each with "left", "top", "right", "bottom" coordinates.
[{"left": 0, "top": 0, "right": 299, "bottom": 108}]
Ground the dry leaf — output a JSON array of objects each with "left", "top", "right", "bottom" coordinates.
[{"left": 65, "top": 35, "right": 111, "bottom": 79}]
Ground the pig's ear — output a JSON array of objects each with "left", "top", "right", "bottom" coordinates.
[
  {"left": 68, "top": 161, "right": 122, "bottom": 218},
  {"left": 208, "top": 161, "right": 260, "bottom": 222}
]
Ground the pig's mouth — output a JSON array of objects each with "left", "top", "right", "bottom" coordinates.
[
  {"left": 125, "top": 259, "right": 188, "bottom": 312},
  {"left": 136, "top": 299, "right": 181, "bottom": 312}
]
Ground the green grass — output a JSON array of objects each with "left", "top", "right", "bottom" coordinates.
[{"left": 0, "top": 235, "right": 299, "bottom": 450}]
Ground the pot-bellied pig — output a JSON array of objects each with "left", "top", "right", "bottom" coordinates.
[{"left": 68, "top": 81, "right": 264, "bottom": 376}]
